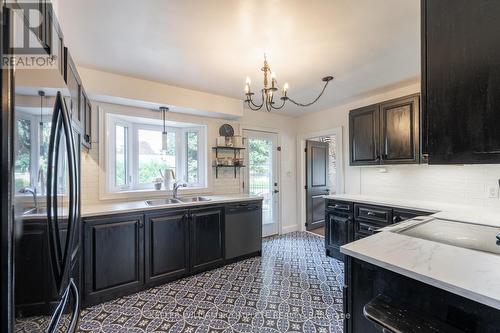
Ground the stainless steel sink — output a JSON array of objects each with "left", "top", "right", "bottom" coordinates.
[
  {"left": 177, "top": 196, "right": 211, "bottom": 202},
  {"left": 145, "top": 198, "right": 182, "bottom": 206}
]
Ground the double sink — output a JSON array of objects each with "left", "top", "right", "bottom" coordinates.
[{"left": 145, "top": 196, "right": 211, "bottom": 207}]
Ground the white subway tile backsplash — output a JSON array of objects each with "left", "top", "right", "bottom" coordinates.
[{"left": 359, "top": 164, "right": 500, "bottom": 208}]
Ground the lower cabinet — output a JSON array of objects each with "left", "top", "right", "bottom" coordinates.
[
  {"left": 83, "top": 214, "right": 144, "bottom": 305},
  {"left": 82, "top": 203, "right": 258, "bottom": 306},
  {"left": 145, "top": 209, "right": 190, "bottom": 286},
  {"left": 190, "top": 206, "right": 225, "bottom": 272}
]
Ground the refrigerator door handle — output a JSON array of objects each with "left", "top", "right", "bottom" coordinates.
[
  {"left": 46, "top": 278, "right": 80, "bottom": 333},
  {"left": 46, "top": 91, "right": 79, "bottom": 295}
]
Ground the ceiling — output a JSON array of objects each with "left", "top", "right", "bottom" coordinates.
[{"left": 58, "top": 0, "right": 420, "bottom": 116}]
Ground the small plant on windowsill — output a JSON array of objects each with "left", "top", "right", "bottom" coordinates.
[{"left": 153, "top": 178, "right": 163, "bottom": 191}]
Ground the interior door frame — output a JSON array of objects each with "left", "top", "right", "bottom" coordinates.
[
  {"left": 240, "top": 125, "right": 282, "bottom": 236},
  {"left": 297, "top": 127, "right": 344, "bottom": 232}
]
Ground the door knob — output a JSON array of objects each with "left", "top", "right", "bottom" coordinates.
[{"left": 273, "top": 190, "right": 279, "bottom": 194}]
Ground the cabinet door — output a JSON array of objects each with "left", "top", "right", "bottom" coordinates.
[
  {"left": 349, "top": 105, "right": 380, "bottom": 166},
  {"left": 424, "top": 0, "right": 500, "bottom": 164},
  {"left": 83, "top": 214, "right": 144, "bottom": 306},
  {"left": 380, "top": 95, "right": 420, "bottom": 164},
  {"left": 64, "top": 48, "right": 82, "bottom": 129},
  {"left": 190, "top": 207, "right": 224, "bottom": 272},
  {"left": 81, "top": 90, "right": 92, "bottom": 148},
  {"left": 326, "top": 214, "right": 349, "bottom": 250},
  {"left": 145, "top": 210, "right": 189, "bottom": 286}
]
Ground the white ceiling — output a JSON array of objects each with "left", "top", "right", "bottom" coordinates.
[{"left": 58, "top": 0, "right": 420, "bottom": 116}]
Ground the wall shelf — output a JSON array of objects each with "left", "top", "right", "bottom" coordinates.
[
  {"left": 213, "top": 165, "right": 246, "bottom": 178},
  {"left": 212, "top": 146, "right": 246, "bottom": 178}
]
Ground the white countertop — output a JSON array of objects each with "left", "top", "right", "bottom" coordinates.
[
  {"left": 326, "top": 194, "right": 500, "bottom": 228},
  {"left": 330, "top": 194, "right": 500, "bottom": 310},
  {"left": 82, "top": 194, "right": 263, "bottom": 218},
  {"left": 341, "top": 222, "right": 500, "bottom": 310}
]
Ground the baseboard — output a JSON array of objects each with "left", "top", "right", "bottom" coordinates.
[{"left": 281, "top": 224, "right": 300, "bottom": 234}]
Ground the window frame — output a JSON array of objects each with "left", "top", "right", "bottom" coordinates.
[{"left": 105, "top": 112, "right": 208, "bottom": 194}]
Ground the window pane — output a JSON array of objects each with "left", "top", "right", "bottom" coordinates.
[
  {"left": 15, "top": 119, "right": 32, "bottom": 191},
  {"left": 138, "top": 129, "right": 175, "bottom": 184},
  {"left": 115, "top": 125, "right": 127, "bottom": 187},
  {"left": 186, "top": 132, "right": 199, "bottom": 184}
]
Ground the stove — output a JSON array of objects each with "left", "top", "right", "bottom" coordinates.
[{"left": 392, "top": 218, "right": 500, "bottom": 256}]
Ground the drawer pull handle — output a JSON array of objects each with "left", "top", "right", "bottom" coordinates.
[{"left": 366, "top": 211, "right": 376, "bottom": 216}]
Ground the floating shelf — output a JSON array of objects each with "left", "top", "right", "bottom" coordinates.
[{"left": 213, "top": 165, "right": 246, "bottom": 178}]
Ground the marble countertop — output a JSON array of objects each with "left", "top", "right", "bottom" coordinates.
[
  {"left": 326, "top": 194, "right": 500, "bottom": 228},
  {"left": 82, "top": 194, "right": 263, "bottom": 218},
  {"left": 341, "top": 220, "right": 500, "bottom": 310}
]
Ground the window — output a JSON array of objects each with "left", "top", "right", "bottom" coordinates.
[
  {"left": 106, "top": 113, "right": 207, "bottom": 192},
  {"left": 14, "top": 114, "right": 52, "bottom": 194}
]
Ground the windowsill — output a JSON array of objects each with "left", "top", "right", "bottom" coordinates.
[{"left": 99, "top": 186, "right": 211, "bottom": 202}]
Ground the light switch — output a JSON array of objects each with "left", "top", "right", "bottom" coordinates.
[{"left": 487, "top": 185, "right": 499, "bottom": 198}]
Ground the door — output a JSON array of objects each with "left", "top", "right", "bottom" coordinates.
[
  {"left": 306, "top": 140, "right": 329, "bottom": 231},
  {"left": 83, "top": 214, "right": 144, "bottom": 305},
  {"left": 244, "top": 130, "right": 280, "bottom": 237},
  {"left": 189, "top": 207, "right": 224, "bottom": 272},
  {"left": 380, "top": 95, "right": 420, "bottom": 164},
  {"left": 145, "top": 209, "right": 189, "bottom": 286},
  {"left": 349, "top": 105, "right": 380, "bottom": 166}
]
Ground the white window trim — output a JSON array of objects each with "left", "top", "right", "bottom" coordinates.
[{"left": 100, "top": 109, "right": 209, "bottom": 200}]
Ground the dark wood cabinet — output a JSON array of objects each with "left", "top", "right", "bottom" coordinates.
[
  {"left": 189, "top": 206, "right": 224, "bottom": 272},
  {"left": 81, "top": 89, "right": 92, "bottom": 148},
  {"left": 64, "top": 48, "right": 83, "bottom": 130},
  {"left": 145, "top": 209, "right": 189, "bottom": 286},
  {"left": 349, "top": 95, "right": 420, "bottom": 166},
  {"left": 83, "top": 214, "right": 144, "bottom": 306},
  {"left": 380, "top": 95, "right": 420, "bottom": 164},
  {"left": 349, "top": 105, "right": 380, "bottom": 166},
  {"left": 422, "top": 0, "right": 500, "bottom": 164}
]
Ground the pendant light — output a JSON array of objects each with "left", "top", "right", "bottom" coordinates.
[{"left": 160, "top": 106, "right": 169, "bottom": 153}]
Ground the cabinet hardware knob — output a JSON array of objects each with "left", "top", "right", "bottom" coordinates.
[{"left": 367, "top": 211, "right": 376, "bottom": 216}]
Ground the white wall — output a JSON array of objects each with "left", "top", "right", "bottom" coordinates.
[
  {"left": 81, "top": 103, "right": 299, "bottom": 233},
  {"left": 297, "top": 80, "right": 500, "bottom": 209}
]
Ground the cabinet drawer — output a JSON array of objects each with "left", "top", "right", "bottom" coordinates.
[
  {"left": 355, "top": 220, "right": 382, "bottom": 238},
  {"left": 326, "top": 200, "right": 353, "bottom": 212},
  {"left": 355, "top": 204, "right": 392, "bottom": 224}
]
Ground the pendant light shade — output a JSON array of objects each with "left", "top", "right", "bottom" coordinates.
[{"left": 160, "top": 106, "right": 169, "bottom": 153}]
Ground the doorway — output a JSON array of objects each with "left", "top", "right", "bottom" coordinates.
[
  {"left": 243, "top": 129, "right": 280, "bottom": 237},
  {"left": 298, "top": 128, "right": 344, "bottom": 236}
]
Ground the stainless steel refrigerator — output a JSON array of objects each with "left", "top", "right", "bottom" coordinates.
[{"left": 1, "top": 2, "right": 81, "bottom": 332}]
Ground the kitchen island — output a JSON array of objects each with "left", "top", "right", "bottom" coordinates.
[{"left": 340, "top": 216, "right": 500, "bottom": 333}]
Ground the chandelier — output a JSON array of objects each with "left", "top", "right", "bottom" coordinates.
[{"left": 244, "top": 55, "right": 333, "bottom": 112}]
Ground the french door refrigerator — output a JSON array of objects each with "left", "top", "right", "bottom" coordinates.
[{"left": 1, "top": 4, "right": 81, "bottom": 333}]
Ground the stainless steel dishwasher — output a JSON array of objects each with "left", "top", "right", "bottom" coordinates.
[{"left": 225, "top": 202, "right": 262, "bottom": 259}]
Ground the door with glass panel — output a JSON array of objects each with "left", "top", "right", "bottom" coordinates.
[{"left": 243, "top": 130, "right": 280, "bottom": 237}]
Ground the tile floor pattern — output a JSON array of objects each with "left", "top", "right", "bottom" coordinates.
[{"left": 16, "top": 232, "right": 344, "bottom": 333}]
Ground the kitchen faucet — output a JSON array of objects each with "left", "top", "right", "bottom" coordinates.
[
  {"left": 19, "top": 187, "right": 38, "bottom": 209},
  {"left": 172, "top": 181, "right": 187, "bottom": 199}
]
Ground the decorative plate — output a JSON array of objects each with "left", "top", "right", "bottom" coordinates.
[{"left": 219, "top": 124, "right": 234, "bottom": 137}]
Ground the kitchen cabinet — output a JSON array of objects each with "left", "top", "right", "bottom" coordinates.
[
  {"left": 82, "top": 201, "right": 261, "bottom": 306},
  {"left": 190, "top": 206, "right": 225, "bottom": 272},
  {"left": 14, "top": 220, "right": 71, "bottom": 317},
  {"left": 81, "top": 89, "right": 92, "bottom": 148},
  {"left": 344, "top": 257, "right": 500, "bottom": 333},
  {"left": 325, "top": 199, "right": 433, "bottom": 259},
  {"left": 325, "top": 200, "right": 353, "bottom": 261},
  {"left": 145, "top": 209, "right": 189, "bottom": 286},
  {"left": 349, "top": 95, "right": 420, "bottom": 166},
  {"left": 64, "top": 48, "right": 83, "bottom": 130},
  {"left": 349, "top": 105, "right": 379, "bottom": 166},
  {"left": 422, "top": 0, "right": 500, "bottom": 164},
  {"left": 83, "top": 214, "right": 144, "bottom": 306}
]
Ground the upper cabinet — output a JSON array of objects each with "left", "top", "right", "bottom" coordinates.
[
  {"left": 64, "top": 48, "right": 83, "bottom": 130},
  {"left": 422, "top": 0, "right": 500, "bottom": 164},
  {"left": 349, "top": 95, "right": 420, "bottom": 166}
]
